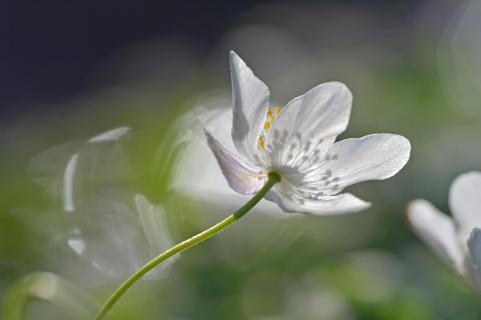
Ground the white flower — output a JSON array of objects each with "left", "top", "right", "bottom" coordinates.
[
  {"left": 407, "top": 171, "right": 481, "bottom": 291},
  {"left": 204, "top": 51, "right": 411, "bottom": 215},
  {"left": 29, "top": 127, "right": 178, "bottom": 284}
]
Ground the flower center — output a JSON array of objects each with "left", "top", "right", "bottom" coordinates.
[{"left": 258, "top": 106, "right": 281, "bottom": 150}]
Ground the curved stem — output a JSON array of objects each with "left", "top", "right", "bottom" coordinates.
[{"left": 94, "top": 172, "right": 281, "bottom": 320}]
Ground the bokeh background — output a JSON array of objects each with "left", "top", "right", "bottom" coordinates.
[{"left": 2, "top": 0, "right": 481, "bottom": 319}]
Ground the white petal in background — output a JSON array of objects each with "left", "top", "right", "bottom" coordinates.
[
  {"left": 407, "top": 199, "right": 464, "bottom": 275},
  {"left": 171, "top": 103, "right": 281, "bottom": 214},
  {"left": 449, "top": 171, "right": 481, "bottom": 240},
  {"left": 27, "top": 127, "right": 177, "bottom": 285}
]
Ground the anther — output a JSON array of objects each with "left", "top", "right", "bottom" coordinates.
[{"left": 258, "top": 137, "right": 266, "bottom": 150}]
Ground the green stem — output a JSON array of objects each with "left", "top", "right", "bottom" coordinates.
[{"left": 94, "top": 172, "right": 281, "bottom": 320}]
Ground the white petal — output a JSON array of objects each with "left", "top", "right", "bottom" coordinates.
[
  {"left": 266, "top": 82, "right": 352, "bottom": 167},
  {"left": 467, "top": 228, "right": 481, "bottom": 291},
  {"left": 230, "top": 51, "right": 270, "bottom": 163},
  {"left": 134, "top": 194, "right": 178, "bottom": 277},
  {"left": 301, "top": 134, "right": 410, "bottom": 195},
  {"left": 449, "top": 171, "right": 481, "bottom": 240},
  {"left": 407, "top": 199, "right": 465, "bottom": 275},
  {"left": 205, "top": 130, "right": 266, "bottom": 195},
  {"left": 88, "top": 127, "right": 130, "bottom": 143},
  {"left": 266, "top": 189, "right": 370, "bottom": 215},
  {"left": 170, "top": 106, "right": 279, "bottom": 212},
  {"left": 63, "top": 153, "right": 79, "bottom": 213}
]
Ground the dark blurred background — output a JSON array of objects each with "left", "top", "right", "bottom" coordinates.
[{"left": 0, "top": 0, "right": 426, "bottom": 118}]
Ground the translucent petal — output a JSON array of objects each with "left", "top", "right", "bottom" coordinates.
[
  {"left": 134, "top": 194, "right": 178, "bottom": 274},
  {"left": 205, "top": 130, "right": 266, "bottom": 195},
  {"left": 170, "top": 106, "right": 280, "bottom": 212},
  {"left": 449, "top": 171, "right": 481, "bottom": 240},
  {"left": 292, "top": 134, "right": 410, "bottom": 196},
  {"left": 88, "top": 127, "right": 130, "bottom": 143},
  {"left": 265, "top": 82, "right": 352, "bottom": 167},
  {"left": 63, "top": 153, "right": 79, "bottom": 213},
  {"left": 266, "top": 188, "right": 370, "bottom": 215},
  {"left": 407, "top": 199, "right": 464, "bottom": 275},
  {"left": 230, "top": 51, "right": 270, "bottom": 163},
  {"left": 28, "top": 127, "right": 177, "bottom": 284},
  {"left": 170, "top": 107, "right": 239, "bottom": 198}
]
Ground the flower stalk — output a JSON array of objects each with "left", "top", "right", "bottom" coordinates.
[{"left": 94, "top": 172, "right": 281, "bottom": 320}]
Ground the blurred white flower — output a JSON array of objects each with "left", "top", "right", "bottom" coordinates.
[
  {"left": 28, "top": 127, "right": 177, "bottom": 284},
  {"left": 408, "top": 171, "right": 481, "bottom": 291},
  {"left": 171, "top": 95, "right": 280, "bottom": 214},
  {"left": 204, "top": 51, "right": 410, "bottom": 215}
]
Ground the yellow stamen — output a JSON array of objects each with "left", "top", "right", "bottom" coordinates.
[
  {"left": 258, "top": 137, "right": 266, "bottom": 150},
  {"left": 259, "top": 106, "right": 281, "bottom": 150}
]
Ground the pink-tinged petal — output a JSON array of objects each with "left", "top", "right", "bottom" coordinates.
[
  {"left": 205, "top": 130, "right": 266, "bottom": 195},
  {"left": 230, "top": 51, "right": 270, "bottom": 164},
  {"left": 170, "top": 107, "right": 279, "bottom": 212},
  {"left": 407, "top": 199, "right": 464, "bottom": 275},
  {"left": 265, "top": 188, "right": 370, "bottom": 215},
  {"left": 449, "top": 171, "right": 481, "bottom": 240}
]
